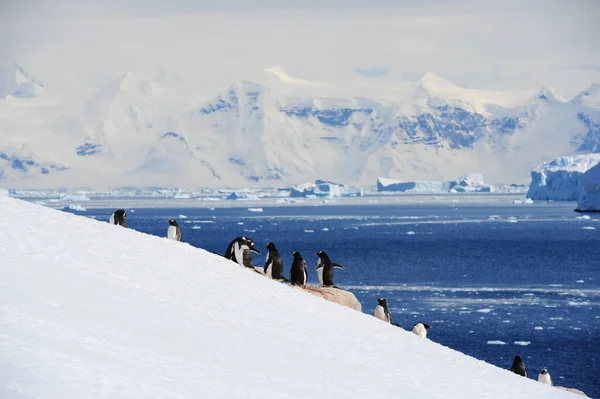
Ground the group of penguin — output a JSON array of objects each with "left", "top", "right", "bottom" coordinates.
[
  {"left": 510, "top": 355, "right": 554, "bottom": 386},
  {"left": 110, "top": 209, "right": 556, "bottom": 385}
]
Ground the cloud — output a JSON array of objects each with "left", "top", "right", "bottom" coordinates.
[{"left": 5, "top": 0, "right": 600, "bottom": 97}]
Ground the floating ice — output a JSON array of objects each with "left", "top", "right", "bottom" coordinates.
[
  {"left": 247, "top": 208, "right": 263, "bottom": 212},
  {"left": 178, "top": 214, "right": 188, "bottom": 219},
  {"left": 192, "top": 226, "right": 201, "bottom": 230},
  {"left": 514, "top": 341, "right": 531, "bottom": 346},
  {"left": 487, "top": 340, "right": 507, "bottom": 345},
  {"left": 321, "top": 228, "right": 329, "bottom": 231},
  {"left": 523, "top": 198, "right": 534, "bottom": 204},
  {"left": 534, "top": 326, "right": 544, "bottom": 330},
  {"left": 576, "top": 280, "right": 585, "bottom": 283},
  {"left": 477, "top": 308, "right": 493, "bottom": 313},
  {"left": 406, "top": 231, "right": 416, "bottom": 235},
  {"left": 576, "top": 215, "right": 592, "bottom": 220},
  {"left": 66, "top": 204, "right": 87, "bottom": 211},
  {"left": 582, "top": 226, "right": 596, "bottom": 230},
  {"left": 237, "top": 222, "right": 244, "bottom": 225},
  {"left": 304, "top": 230, "right": 314, "bottom": 233}
]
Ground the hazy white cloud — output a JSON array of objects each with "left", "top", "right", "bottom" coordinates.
[{"left": 5, "top": 0, "right": 600, "bottom": 98}]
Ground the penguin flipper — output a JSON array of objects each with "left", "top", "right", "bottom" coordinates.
[{"left": 332, "top": 262, "right": 345, "bottom": 269}]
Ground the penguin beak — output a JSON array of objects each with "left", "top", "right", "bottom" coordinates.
[{"left": 251, "top": 248, "right": 261, "bottom": 254}]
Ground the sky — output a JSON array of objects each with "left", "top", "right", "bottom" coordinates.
[{"left": 2, "top": 0, "right": 600, "bottom": 98}]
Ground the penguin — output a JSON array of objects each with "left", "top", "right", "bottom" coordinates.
[
  {"left": 290, "top": 251, "right": 308, "bottom": 286},
  {"left": 411, "top": 322, "right": 432, "bottom": 338},
  {"left": 264, "top": 242, "right": 287, "bottom": 281},
  {"left": 315, "top": 251, "right": 345, "bottom": 287},
  {"left": 510, "top": 355, "right": 527, "bottom": 377},
  {"left": 374, "top": 298, "right": 392, "bottom": 323},
  {"left": 224, "top": 237, "right": 260, "bottom": 268},
  {"left": 537, "top": 368, "right": 552, "bottom": 386},
  {"left": 109, "top": 209, "right": 127, "bottom": 227},
  {"left": 166, "top": 219, "right": 182, "bottom": 242}
]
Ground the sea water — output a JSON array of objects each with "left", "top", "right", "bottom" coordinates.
[{"left": 65, "top": 201, "right": 600, "bottom": 397}]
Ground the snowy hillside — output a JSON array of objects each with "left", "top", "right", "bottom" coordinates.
[
  {"left": 1, "top": 63, "right": 599, "bottom": 189},
  {"left": 0, "top": 195, "right": 580, "bottom": 398}
]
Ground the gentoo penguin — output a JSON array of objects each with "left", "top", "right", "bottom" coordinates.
[
  {"left": 264, "top": 242, "right": 287, "bottom": 281},
  {"left": 537, "top": 368, "right": 552, "bottom": 385},
  {"left": 374, "top": 298, "right": 392, "bottom": 323},
  {"left": 109, "top": 209, "right": 127, "bottom": 227},
  {"left": 411, "top": 322, "right": 432, "bottom": 338},
  {"left": 315, "top": 251, "right": 345, "bottom": 287},
  {"left": 224, "top": 237, "right": 260, "bottom": 268},
  {"left": 290, "top": 251, "right": 308, "bottom": 286},
  {"left": 166, "top": 219, "right": 182, "bottom": 242},
  {"left": 510, "top": 355, "right": 527, "bottom": 377}
]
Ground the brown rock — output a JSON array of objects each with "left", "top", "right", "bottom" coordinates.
[
  {"left": 296, "top": 285, "right": 362, "bottom": 311},
  {"left": 556, "top": 387, "right": 588, "bottom": 397}
]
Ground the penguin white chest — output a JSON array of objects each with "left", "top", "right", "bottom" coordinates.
[
  {"left": 374, "top": 305, "right": 389, "bottom": 322},
  {"left": 317, "top": 267, "right": 324, "bottom": 285},
  {"left": 412, "top": 323, "right": 427, "bottom": 338},
  {"left": 167, "top": 226, "right": 178, "bottom": 240},
  {"left": 537, "top": 372, "right": 552, "bottom": 385},
  {"left": 109, "top": 214, "right": 115, "bottom": 225}
]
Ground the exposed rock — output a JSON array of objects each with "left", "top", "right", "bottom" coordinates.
[
  {"left": 296, "top": 285, "right": 362, "bottom": 311},
  {"left": 556, "top": 387, "right": 588, "bottom": 397}
]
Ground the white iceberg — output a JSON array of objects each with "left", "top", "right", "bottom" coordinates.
[
  {"left": 526, "top": 154, "right": 600, "bottom": 201},
  {"left": 576, "top": 162, "right": 600, "bottom": 212},
  {"left": 377, "top": 173, "right": 494, "bottom": 193}
]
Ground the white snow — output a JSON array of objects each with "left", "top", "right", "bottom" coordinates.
[
  {"left": 0, "top": 195, "right": 577, "bottom": 398},
  {"left": 527, "top": 154, "right": 600, "bottom": 201},
  {"left": 576, "top": 161, "right": 600, "bottom": 211}
]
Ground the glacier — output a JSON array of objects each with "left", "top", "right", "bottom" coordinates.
[
  {"left": 576, "top": 162, "right": 600, "bottom": 211},
  {"left": 526, "top": 154, "right": 600, "bottom": 201},
  {"left": 1, "top": 63, "right": 600, "bottom": 189},
  {"left": 0, "top": 194, "right": 581, "bottom": 398},
  {"left": 377, "top": 173, "right": 494, "bottom": 194}
]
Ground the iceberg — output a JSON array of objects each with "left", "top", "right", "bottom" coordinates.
[
  {"left": 576, "top": 162, "right": 600, "bottom": 211},
  {"left": 526, "top": 154, "right": 600, "bottom": 201},
  {"left": 377, "top": 173, "right": 494, "bottom": 193}
]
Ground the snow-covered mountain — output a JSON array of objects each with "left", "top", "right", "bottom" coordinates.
[{"left": 1, "top": 63, "right": 599, "bottom": 189}]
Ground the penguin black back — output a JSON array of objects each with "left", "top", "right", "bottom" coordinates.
[
  {"left": 290, "top": 251, "right": 308, "bottom": 286},
  {"left": 264, "top": 242, "right": 286, "bottom": 280},
  {"left": 224, "top": 236, "right": 260, "bottom": 268},
  {"left": 510, "top": 355, "right": 527, "bottom": 377},
  {"left": 315, "top": 250, "right": 345, "bottom": 287},
  {"left": 110, "top": 209, "right": 127, "bottom": 227}
]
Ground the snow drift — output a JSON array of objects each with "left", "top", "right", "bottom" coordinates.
[
  {"left": 576, "top": 162, "right": 600, "bottom": 211},
  {"left": 526, "top": 154, "right": 600, "bottom": 201},
  {"left": 0, "top": 195, "right": 579, "bottom": 398}
]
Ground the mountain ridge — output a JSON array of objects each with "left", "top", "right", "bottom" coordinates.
[{"left": 1, "top": 64, "right": 599, "bottom": 189}]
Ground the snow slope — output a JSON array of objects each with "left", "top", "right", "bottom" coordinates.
[
  {"left": 577, "top": 162, "right": 600, "bottom": 211},
  {"left": 526, "top": 154, "right": 600, "bottom": 201},
  {"left": 0, "top": 195, "right": 578, "bottom": 398},
  {"left": 1, "top": 63, "right": 600, "bottom": 189}
]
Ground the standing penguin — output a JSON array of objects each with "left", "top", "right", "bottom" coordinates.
[
  {"left": 315, "top": 251, "right": 345, "bottom": 287},
  {"left": 510, "top": 355, "right": 527, "bottom": 377},
  {"left": 290, "top": 251, "right": 308, "bottom": 286},
  {"left": 109, "top": 209, "right": 127, "bottom": 227},
  {"left": 166, "top": 219, "right": 182, "bottom": 242},
  {"left": 411, "top": 322, "right": 432, "bottom": 338},
  {"left": 264, "top": 242, "right": 287, "bottom": 281},
  {"left": 537, "top": 368, "right": 552, "bottom": 385},
  {"left": 224, "top": 237, "right": 260, "bottom": 268},
  {"left": 374, "top": 298, "right": 392, "bottom": 323}
]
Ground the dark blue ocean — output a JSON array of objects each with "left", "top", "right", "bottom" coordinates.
[{"left": 63, "top": 201, "right": 600, "bottom": 397}]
